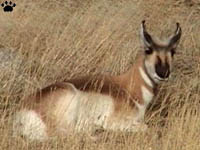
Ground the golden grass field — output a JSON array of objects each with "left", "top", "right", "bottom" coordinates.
[{"left": 0, "top": 0, "right": 200, "bottom": 149}]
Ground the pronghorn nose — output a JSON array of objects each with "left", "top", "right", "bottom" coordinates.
[{"left": 155, "top": 63, "right": 170, "bottom": 79}]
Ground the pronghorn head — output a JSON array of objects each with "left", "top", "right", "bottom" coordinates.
[{"left": 140, "top": 20, "right": 182, "bottom": 84}]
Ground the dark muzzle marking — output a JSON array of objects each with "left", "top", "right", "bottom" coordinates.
[{"left": 155, "top": 57, "right": 170, "bottom": 78}]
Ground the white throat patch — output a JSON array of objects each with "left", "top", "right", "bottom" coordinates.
[
  {"left": 141, "top": 86, "right": 153, "bottom": 105},
  {"left": 139, "top": 67, "right": 153, "bottom": 87}
]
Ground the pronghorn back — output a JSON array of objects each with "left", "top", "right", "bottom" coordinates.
[{"left": 13, "top": 20, "right": 182, "bottom": 141}]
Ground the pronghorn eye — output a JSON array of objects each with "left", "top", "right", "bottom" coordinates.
[
  {"left": 145, "top": 48, "right": 153, "bottom": 55},
  {"left": 171, "top": 49, "right": 176, "bottom": 57}
]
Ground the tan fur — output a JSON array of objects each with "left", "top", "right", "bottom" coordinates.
[
  {"left": 14, "top": 56, "right": 154, "bottom": 140},
  {"left": 13, "top": 21, "right": 182, "bottom": 141}
]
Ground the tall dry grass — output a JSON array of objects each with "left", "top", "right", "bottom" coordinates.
[{"left": 0, "top": 0, "right": 200, "bottom": 149}]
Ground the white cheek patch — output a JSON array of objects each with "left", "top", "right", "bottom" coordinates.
[
  {"left": 139, "top": 67, "right": 153, "bottom": 87},
  {"left": 145, "top": 60, "right": 157, "bottom": 81},
  {"left": 167, "top": 52, "right": 172, "bottom": 72},
  {"left": 141, "top": 86, "right": 154, "bottom": 105}
]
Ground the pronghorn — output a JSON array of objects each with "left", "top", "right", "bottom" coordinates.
[{"left": 13, "top": 20, "right": 182, "bottom": 141}]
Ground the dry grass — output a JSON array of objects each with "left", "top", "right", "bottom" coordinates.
[{"left": 0, "top": 0, "right": 200, "bottom": 149}]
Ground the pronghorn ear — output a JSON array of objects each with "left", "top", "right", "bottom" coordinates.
[
  {"left": 140, "top": 20, "right": 155, "bottom": 50},
  {"left": 168, "top": 23, "right": 182, "bottom": 49}
]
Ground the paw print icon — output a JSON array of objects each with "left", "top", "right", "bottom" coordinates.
[{"left": 1, "top": 1, "right": 16, "bottom": 12}]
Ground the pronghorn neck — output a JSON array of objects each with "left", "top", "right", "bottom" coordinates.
[{"left": 114, "top": 56, "right": 157, "bottom": 105}]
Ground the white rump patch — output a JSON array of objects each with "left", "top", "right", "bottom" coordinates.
[
  {"left": 141, "top": 86, "right": 153, "bottom": 105},
  {"left": 139, "top": 67, "right": 153, "bottom": 87},
  {"left": 13, "top": 110, "right": 48, "bottom": 141}
]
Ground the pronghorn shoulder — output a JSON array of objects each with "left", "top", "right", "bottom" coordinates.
[{"left": 66, "top": 75, "right": 127, "bottom": 92}]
